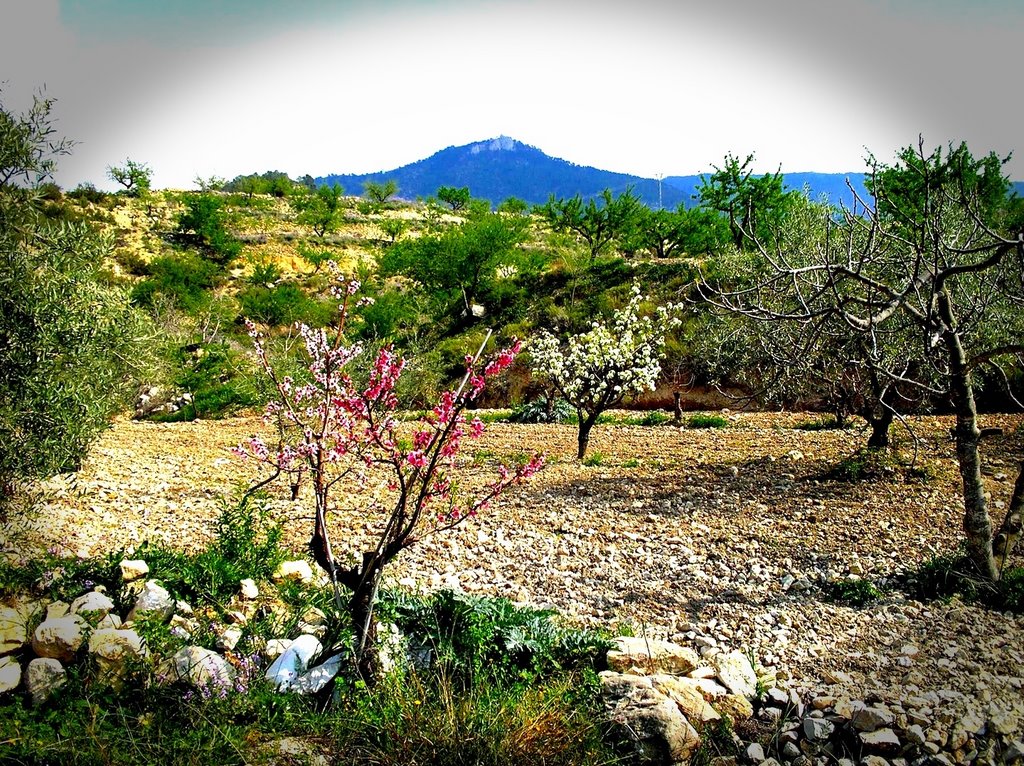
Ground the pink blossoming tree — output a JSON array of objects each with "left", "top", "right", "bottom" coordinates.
[{"left": 235, "top": 276, "right": 543, "bottom": 680}]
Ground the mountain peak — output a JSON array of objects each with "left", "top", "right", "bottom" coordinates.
[{"left": 468, "top": 135, "right": 523, "bottom": 154}]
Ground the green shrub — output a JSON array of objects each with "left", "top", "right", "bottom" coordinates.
[
  {"left": 820, "top": 578, "right": 883, "bottom": 607},
  {"left": 176, "top": 193, "right": 242, "bottom": 264},
  {"left": 582, "top": 451, "right": 605, "bottom": 467},
  {"left": 149, "top": 342, "right": 259, "bottom": 421},
  {"left": 237, "top": 282, "right": 334, "bottom": 328},
  {"left": 686, "top": 413, "right": 729, "bottom": 429},
  {"left": 1, "top": 222, "right": 148, "bottom": 498},
  {"left": 131, "top": 251, "right": 221, "bottom": 313},
  {"left": 509, "top": 397, "right": 573, "bottom": 424},
  {"left": 333, "top": 668, "right": 616, "bottom": 766},
  {"left": 383, "top": 589, "right": 611, "bottom": 686}
]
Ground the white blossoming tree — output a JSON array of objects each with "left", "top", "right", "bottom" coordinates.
[{"left": 530, "top": 285, "right": 682, "bottom": 459}]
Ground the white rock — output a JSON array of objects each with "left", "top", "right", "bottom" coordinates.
[
  {"left": 272, "top": 560, "right": 315, "bottom": 584},
  {"left": 607, "top": 636, "right": 700, "bottom": 675},
  {"left": 217, "top": 626, "right": 244, "bottom": 652},
  {"left": 745, "top": 742, "right": 766, "bottom": 762},
  {"left": 653, "top": 675, "right": 721, "bottom": 723},
  {"left": 266, "top": 634, "right": 322, "bottom": 691},
  {"left": 32, "top": 615, "right": 88, "bottom": 662},
  {"left": 24, "top": 658, "right": 66, "bottom": 705},
  {"left": 0, "top": 607, "right": 28, "bottom": 656},
  {"left": 96, "top": 613, "right": 123, "bottom": 630},
  {"left": 70, "top": 591, "right": 116, "bottom": 619},
  {"left": 88, "top": 628, "right": 147, "bottom": 686},
  {"left": 265, "top": 638, "right": 293, "bottom": 660},
  {"left": 803, "top": 716, "right": 835, "bottom": 742},
  {"left": 45, "top": 601, "right": 70, "bottom": 621},
  {"left": 119, "top": 559, "right": 149, "bottom": 581},
  {"left": 127, "top": 581, "right": 175, "bottom": 622},
  {"left": 0, "top": 656, "right": 21, "bottom": 693},
  {"left": 168, "top": 646, "right": 235, "bottom": 691},
  {"left": 715, "top": 650, "right": 758, "bottom": 699},
  {"left": 239, "top": 579, "right": 259, "bottom": 600}
]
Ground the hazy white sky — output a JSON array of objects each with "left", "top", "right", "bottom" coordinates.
[{"left": 2, "top": 0, "right": 1021, "bottom": 189}]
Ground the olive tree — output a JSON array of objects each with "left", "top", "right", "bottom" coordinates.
[
  {"left": 703, "top": 139, "right": 1024, "bottom": 581},
  {"left": 1, "top": 91, "right": 147, "bottom": 502},
  {"left": 530, "top": 285, "right": 681, "bottom": 459}
]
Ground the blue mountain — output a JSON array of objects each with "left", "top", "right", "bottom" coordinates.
[
  {"left": 316, "top": 136, "right": 689, "bottom": 208},
  {"left": 316, "top": 137, "right": 1023, "bottom": 210}
]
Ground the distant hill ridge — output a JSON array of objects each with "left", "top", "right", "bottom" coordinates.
[{"left": 316, "top": 137, "right": 1022, "bottom": 209}]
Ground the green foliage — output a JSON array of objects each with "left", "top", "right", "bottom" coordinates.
[
  {"left": 237, "top": 282, "right": 334, "bottom": 328},
  {"left": 825, "top": 448, "right": 896, "bottom": 482},
  {"left": 364, "top": 178, "right": 398, "bottom": 204},
  {"left": 334, "top": 668, "right": 616, "bottom": 766},
  {"left": 906, "top": 548, "right": 1024, "bottom": 612},
  {"left": 377, "top": 216, "right": 409, "bottom": 244},
  {"left": 384, "top": 589, "right": 612, "bottom": 685},
  {"left": 497, "top": 196, "right": 530, "bottom": 216},
  {"left": 380, "top": 212, "right": 528, "bottom": 317},
  {"left": 436, "top": 185, "right": 471, "bottom": 211},
  {"left": 509, "top": 397, "right": 574, "bottom": 424},
  {"left": 539, "top": 187, "right": 645, "bottom": 261},
  {"left": 685, "top": 413, "right": 729, "bottom": 429},
  {"left": 1, "top": 91, "right": 147, "bottom": 500},
  {"left": 151, "top": 342, "right": 259, "bottom": 421},
  {"left": 623, "top": 205, "right": 732, "bottom": 258},
  {"left": 355, "top": 290, "right": 423, "bottom": 342},
  {"left": 820, "top": 578, "right": 883, "bottom": 607},
  {"left": 175, "top": 193, "right": 242, "bottom": 264},
  {"left": 292, "top": 183, "right": 344, "bottom": 237},
  {"left": 696, "top": 151, "right": 797, "bottom": 250},
  {"left": 581, "top": 451, "right": 605, "bottom": 467},
  {"left": 134, "top": 494, "right": 285, "bottom": 606},
  {"left": 107, "top": 157, "right": 152, "bottom": 196},
  {"left": 130, "top": 251, "right": 221, "bottom": 313}
]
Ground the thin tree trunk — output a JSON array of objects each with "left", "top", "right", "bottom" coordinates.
[
  {"left": 577, "top": 412, "right": 599, "bottom": 460},
  {"left": 939, "top": 295, "right": 998, "bottom": 580},
  {"left": 350, "top": 578, "right": 381, "bottom": 683},
  {"left": 993, "top": 459, "right": 1024, "bottom": 574}
]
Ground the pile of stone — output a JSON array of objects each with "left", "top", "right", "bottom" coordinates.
[
  {"left": 599, "top": 637, "right": 1024, "bottom": 766},
  {"left": 600, "top": 635, "right": 768, "bottom": 764},
  {"left": 0, "top": 557, "right": 344, "bottom": 705}
]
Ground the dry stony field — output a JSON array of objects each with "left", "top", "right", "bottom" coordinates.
[{"left": 6, "top": 410, "right": 1024, "bottom": 737}]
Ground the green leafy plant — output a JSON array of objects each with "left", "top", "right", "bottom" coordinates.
[
  {"left": 509, "top": 397, "right": 573, "bottom": 424},
  {"left": 686, "top": 413, "right": 729, "bottom": 429},
  {"left": 582, "top": 451, "right": 605, "bottom": 467},
  {"left": 820, "top": 578, "right": 883, "bottom": 607}
]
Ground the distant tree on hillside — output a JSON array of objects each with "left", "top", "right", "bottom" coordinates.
[
  {"left": 107, "top": 158, "right": 152, "bottom": 196},
  {"left": 538, "top": 187, "right": 644, "bottom": 262},
  {"left": 291, "top": 183, "right": 344, "bottom": 238},
  {"left": 696, "top": 152, "right": 797, "bottom": 250},
  {"left": 364, "top": 179, "right": 398, "bottom": 204},
  {"left": 437, "top": 185, "right": 471, "bottom": 211}
]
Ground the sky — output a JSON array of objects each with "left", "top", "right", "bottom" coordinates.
[{"left": 2, "top": 0, "right": 1022, "bottom": 190}]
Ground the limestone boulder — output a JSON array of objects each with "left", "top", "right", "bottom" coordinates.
[
  {"left": 32, "top": 615, "right": 88, "bottom": 662},
  {"left": 653, "top": 675, "right": 721, "bottom": 723},
  {"left": 0, "top": 656, "right": 21, "bottom": 694},
  {"left": 127, "top": 581, "right": 175, "bottom": 622},
  {"left": 88, "top": 628, "right": 147, "bottom": 686},
  {"left": 0, "top": 606, "right": 28, "bottom": 656},
  {"left": 119, "top": 559, "right": 149, "bottom": 581},
  {"left": 70, "top": 591, "right": 116, "bottom": 620},
  {"left": 24, "top": 658, "right": 66, "bottom": 706},
  {"left": 607, "top": 636, "right": 700, "bottom": 675},
  {"left": 167, "top": 646, "right": 236, "bottom": 692},
  {"left": 271, "top": 560, "right": 314, "bottom": 585},
  {"left": 714, "top": 650, "right": 758, "bottom": 699}
]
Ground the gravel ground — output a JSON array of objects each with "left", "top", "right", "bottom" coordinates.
[{"left": 5, "top": 410, "right": 1023, "bottom": 736}]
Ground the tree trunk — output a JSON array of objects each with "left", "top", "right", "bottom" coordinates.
[
  {"left": 350, "top": 574, "right": 381, "bottom": 683},
  {"left": 993, "top": 459, "right": 1024, "bottom": 574},
  {"left": 577, "top": 412, "right": 599, "bottom": 460},
  {"left": 865, "top": 407, "right": 893, "bottom": 449},
  {"left": 939, "top": 297, "right": 998, "bottom": 580}
]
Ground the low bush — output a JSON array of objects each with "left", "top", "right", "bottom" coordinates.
[
  {"left": 686, "top": 413, "right": 729, "bottom": 429},
  {"left": 509, "top": 397, "right": 574, "bottom": 424},
  {"left": 820, "top": 578, "right": 884, "bottom": 607}
]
